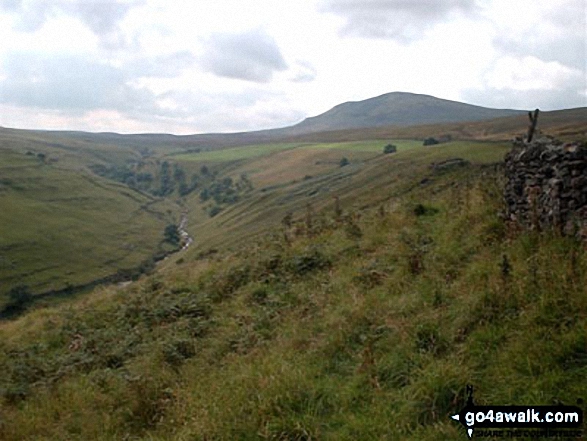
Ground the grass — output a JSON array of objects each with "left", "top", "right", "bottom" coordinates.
[
  {"left": 1, "top": 119, "right": 585, "bottom": 439},
  {"left": 300, "top": 139, "right": 422, "bottom": 153},
  {"left": 172, "top": 143, "right": 306, "bottom": 162},
  {"left": 172, "top": 140, "right": 422, "bottom": 164},
  {"left": 1, "top": 157, "right": 585, "bottom": 440},
  {"left": 176, "top": 139, "right": 511, "bottom": 254},
  {"left": 0, "top": 148, "right": 179, "bottom": 302}
]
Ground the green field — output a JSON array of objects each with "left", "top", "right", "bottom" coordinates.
[
  {"left": 172, "top": 140, "right": 423, "bottom": 163},
  {"left": 0, "top": 147, "right": 179, "bottom": 303},
  {"left": 300, "top": 139, "right": 422, "bottom": 152},
  {"left": 173, "top": 143, "right": 305, "bottom": 162},
  {"left": 175, "top": 139, "right": 511, "bottom": 253}
]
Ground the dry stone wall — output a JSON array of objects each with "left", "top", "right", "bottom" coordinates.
[{"left": 504, "top": 136, "right": 587, "bottom": 239}]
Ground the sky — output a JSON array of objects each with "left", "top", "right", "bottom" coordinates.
[{"left": 0, "top": 0, "right": 585, "bottom": 135}]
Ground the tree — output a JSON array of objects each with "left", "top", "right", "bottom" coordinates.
[
  {"left": 5, "top": 285, "right": 33, "bottom": 313},
  {"left": 208, "top": 205, "right": 222, "bottom": 217},
  {"left": 383, "top": 144, "right": 397, "bottom": 154},
  {"left": 164, "top": 224, "right": 181, "bottom": 246},
  {"left": 339, "top": 157, "right": 350, "bottom": 167},
  {"left": 423, "top": 137, "right": 439, "bottom": 146},
  {"left": 199, "top": 188, "right": 210, "bottom": 201}
]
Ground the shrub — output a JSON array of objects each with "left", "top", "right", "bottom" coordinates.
[
  {"left": 164, "top": 224, "right": 181, "bottom": 246},
  {"left": 413, "top": 204, "right": 439, "bottom": 216},
  {"left": 2, "top": 285, "right": 33, "bottom": 316},
  {"left": 208, "top": 205, "right": 222, "bottom": 217},
  {"left": 383, "top": 144, "right": 397, "bottom": 154},
  {"left": 286, "top": 247, "right": 331, "bottom": 276}
]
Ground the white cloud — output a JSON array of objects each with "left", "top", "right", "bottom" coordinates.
[
  {"left": 200, "top": 29, "right": 288, "bottom": 83},
  {"left": 490, "top": 0, "right": 586, "bottom": 70},
  {"left": 0, "top": 0, "right": 584, "bottom": 134},
  {"left": 463, "top": 56, "right": 586, "bottom": 110},
  {"left": 482, "top": 56, "right": 583, "bottom": 91},
  {"left": 0, "top": 53, "right": 156, "bottom": 114},
  {"left": 322, "top": 0, "right": 480, "bottom": 42},
  {"left": 290, "top": 61, "right": 318, "bottom": 83},
  {"left": 0, "top": 0, "right": 144, "bottom": 48}
]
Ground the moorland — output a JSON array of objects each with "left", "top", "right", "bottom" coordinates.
[{"left": 0, "top": 93, "right": 586, "bottom": 440}]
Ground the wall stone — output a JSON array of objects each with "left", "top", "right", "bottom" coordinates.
[{"left": 504, "top": 135, "right": 587, "bottom": 239}]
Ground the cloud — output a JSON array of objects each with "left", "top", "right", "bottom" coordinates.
[
  {"left": 0, "top": 0, "right": 144, "bottom": 47},
  {"left": 463, "top": 87, "right": 586, "bottom": 112},
  {"left": 69, "top": 1, "right": 141, "bottom": 35},
  {"left": 483, "top": 56, "right": 584, "bottom": 92},
  {"left": 0, "top": 53, "right": 158, "bottom": 115},
  {"left": 290, "top": 61, "right": 317, "bottom": 83},
  {"left": 462, "top": 56, "right": 586, "bottom": 110},
  {"left": 200, "top": 29, "right": 288, "bottom": 83},
  {"left": 492, "top": 0, "right": 586, "bottom": 70},
  {"left": 322, "top": 0, "right": 480, "bottom": 42},
  {"left": 0, "top": 0, "right": 23, "bottom": 12},
  {"left": 126, "top": 51, "right": 197, "bottom": 78},
  {"left": 0, "top": 52, "right": 304, "bottom": 133},
  {"left": 153, "top": 88, "right": 305, "bottom": 132}
]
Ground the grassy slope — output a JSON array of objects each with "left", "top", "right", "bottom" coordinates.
[
  {"left": 0, "top": 141, "right": 179, "bottom": 301},
  {"left": 276, "top": 108, "right": 587, "bottom": 144},
  {"left": 1, "top": 140, "right": 584, "bottom": 440},
  {"left": 175, "top": 139, "right": 510, "bottom": 253}
]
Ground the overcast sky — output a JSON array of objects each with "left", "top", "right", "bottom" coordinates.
[{"left": 0, "top": 0, "right": 585, "bottom": 134}]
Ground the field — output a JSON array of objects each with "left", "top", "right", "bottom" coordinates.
[
  {"left": 173, "top": 139, "right": 511, "bottom": 254},
  {"left": 172, "top": 143, "right": 305, "bottom": 162},
  {"left": 0, "top": 142, "right": 179, "bottom": 304}
]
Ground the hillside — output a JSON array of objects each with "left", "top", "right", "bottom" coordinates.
[
  {"left": 1, "top": 140, "right": 586, "bottom": 440},
  {"left": 279, "top": 107, "right": 587, "bottom": 144},
  {"left": 285, "top": 92, "right": 525, "bottom": 134},
  {"left": 1, "top": 99, "right": 586, "bottom": 440},
  {"left": 0, "top": 128, "right": 183, "bottom": 303},
  {"left": 1, "top": 101, "right": 585, "bottom": 305}
]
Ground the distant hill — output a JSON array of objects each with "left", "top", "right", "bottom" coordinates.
[
  {"left": 2, "top": 93, "right": 584, "bottom": 149},
  {"left": 285, "top": 92, "right": 525, "bottom": 135},
  {"left": 278, "top": 107, "right": 587, "bottom": 144}
]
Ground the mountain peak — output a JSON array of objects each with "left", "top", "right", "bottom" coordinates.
[{"left": 290, "top": 92, "right": 524, "bottom": 134}]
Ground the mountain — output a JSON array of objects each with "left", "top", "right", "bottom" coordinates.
[{"left": 285, "top": 92, "right": 526, "bottom": 135}]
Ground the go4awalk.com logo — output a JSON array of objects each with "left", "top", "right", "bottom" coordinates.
[{"left": 450, "top": 386, "right": 584, "bottom": 439}]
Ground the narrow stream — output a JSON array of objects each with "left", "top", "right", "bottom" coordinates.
[{"left": 178, "top": 211, "right": 194, "bottom": 251}]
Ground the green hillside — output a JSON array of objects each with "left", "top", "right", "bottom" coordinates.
[
  {"left": 1, "top": 137, "right": 585, "bottom": 440},
  {"left": 0, "top": 132, "right": 181, "bottom": 304},
  {"left": 171, "top": 139, "right": 509, "bottom": 253}
]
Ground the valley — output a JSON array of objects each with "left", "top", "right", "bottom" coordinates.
[{"left": 0, "top": 96, "right": 586, "bottom": 440}]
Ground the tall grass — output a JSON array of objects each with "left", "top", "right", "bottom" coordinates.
[{"left": 0, "top": 163, "right": 585, "bottom": 440}]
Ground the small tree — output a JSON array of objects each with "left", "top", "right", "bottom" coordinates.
[
  {"left": 164, "top": 224, "right": 181, "bottom": 246},
  {"left": 339, "top": 157, "right": 349, "bottom": 167},
  {"left": 208, "top": 205, "right": 222, "bottom": 217},
  {"left": 383, "top": 144, "right": 397, "bottom": 154},
  {"left": 6, "top": 285, "right": 33, "bottom": 313},
  {"left": 423, "top": 137, "right": 439, "bottom": 146}
]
